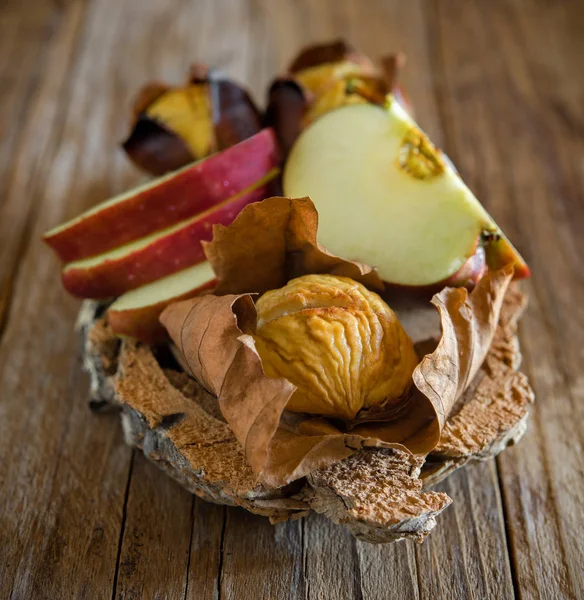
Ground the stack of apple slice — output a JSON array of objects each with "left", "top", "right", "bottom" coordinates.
[{"left": 44, "top": 128, "right": 280, "bottom": 342}]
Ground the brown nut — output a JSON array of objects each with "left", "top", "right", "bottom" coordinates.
[
  {"left": 123, "top": 65, "right": 262, "bottom": 175},
  {"left": 253, "top": 274, "right": 418, "bottom": 422}
]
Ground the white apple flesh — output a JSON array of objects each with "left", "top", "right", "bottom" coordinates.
[
  {"left": 283, "top": 100, "right": 528, "bottom": 286},
  {"left": 107, "top": 261, "right": 216, "bottom": 344}
]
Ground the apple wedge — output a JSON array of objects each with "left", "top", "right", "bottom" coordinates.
[
  {"left": 44, "top": 128, "right": 280, "bottom": 262},
  {"left": 108, "top": 261, "right": 217, "bottom": 344},
  {"left": 283, "top": 100, "right": 529, "bottom": 287},
  {"left": 62, "top": 169, "right": 278, "bottom": 299}
]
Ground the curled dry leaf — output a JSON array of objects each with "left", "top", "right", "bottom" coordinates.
[
  {"left": 160, "top": 198, "right": 514, "bottom": 488},
  {"left": 204, "top": 196, "right": 384, "bottom": 295},
  {"left": 123, "top": 64, "right": 262, "bottom": 175},
  {"left": 413, "top": 264, "right": 515, "bottom": 429},
  {"left": 264, "top": 39, "right": 412, "bottom": 156}
]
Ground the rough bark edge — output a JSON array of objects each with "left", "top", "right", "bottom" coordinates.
[
  {"left": 111, "top": 335, "right": 449, "bottom": 541},
  {"left": 119, "top": 404, "right": 310, "bottom": 522},
  {"left": 305, "top": 448, "right": 452, "bottom": 543},
  {"left": 76, "top": 301, "right": 119, "bottom": 412}
]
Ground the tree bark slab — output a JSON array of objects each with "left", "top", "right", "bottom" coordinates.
[{"left": 78, "top": 284, "right": 533, "bottom": 543}]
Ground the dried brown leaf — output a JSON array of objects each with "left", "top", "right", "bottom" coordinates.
[
  {"left": 413, "top": 265, "right": 514, "bottom": 431},
  {"left": 204, "top": 196, "right": 384, "bottom": 295}
]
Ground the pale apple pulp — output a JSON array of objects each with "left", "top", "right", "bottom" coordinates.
[{"left": 284, "top": 101, "right": 528, "bottom": 286}]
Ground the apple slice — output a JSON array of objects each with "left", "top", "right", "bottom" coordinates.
[
  {"left": 108, "top": 261, "right": 217, "bottom": 344},
  {"left": 283, "top": 100, "right": 529, "bottom": 287},
  {"left": 62, "top": 170, "right": 278, "bottom": 299},
  {"left": 44, "top": 128, "right": 280, "bottom": 262}
]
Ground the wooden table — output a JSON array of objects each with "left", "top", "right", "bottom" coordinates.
[{"left": 1, "top": 0, "right": 582, "bottom": 598}]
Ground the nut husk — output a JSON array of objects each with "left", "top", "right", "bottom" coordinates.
[
  {"left": 160, "top": 197, "right": 514, "bottom": 487},
  {"left": 123, "top": 64, "right": 262, "bottom": 175}
]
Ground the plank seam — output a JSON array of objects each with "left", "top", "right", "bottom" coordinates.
[
  {"left": 183, "top": 495, "right": 197, "bottom": 600},
  {"left": 350, "top": 537, "right": 364, "bottom": 600},
  {"left": 495, "top": 457, "right": 521, "bottom": 600},
  {"left": 502, "top": 285, "right": 574, "bottom": 595},
  {"left": 216, "top": 506, "right": 227, "bottom": 600},
  {"left": 463, "top": 465, "right": 505, "bottom": 596},
  {"left": 302, "top": 517, "right": 309, "bottom": 600},
  {"left": 298, "top": 515, "right": 306, "bottom": 600},
  {"left": 110, "top": 450, "right": 135, "bottom": 600}
]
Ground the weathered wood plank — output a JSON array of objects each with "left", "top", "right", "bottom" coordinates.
[
  {"left": 497, "top": 294, "right": 577, "bottom": 600},
  {"left": 184, "top": 501, "right": 224, "bottom": 600},
  {"left": 0, "top": 0, "right": 56, "bottom": 203},
  {"left": 357, "top": 538, "right": 419, "bottom": 600},
  {"left": 82, "top": 0, "right": 234, "bottom": 595},
  {"left": 220, "top": 510, "right": 304, "bottom": 599},
  {"left": 0, "top": 0, "right": 143, "bottom": 595},
  {"left": 0, "top": 0, "right": 147, "bottom": 595},
  {"left": 303, "top": 514, "right": 358, "bottom": 600},
  {"left": 1, "top": 351, "right": 132, "bottom": 599},
  {"left": 0, "top": 0, "right": 86, "bottom": 335},
  {"left": 113, "top": 453, "right": 193, "bottom": 600},
  {"left": 431, "top": 1, "right": 584, "bottom": 597},
  {"left": 415, "top": 462, "right": 514, "bottom": 600}
]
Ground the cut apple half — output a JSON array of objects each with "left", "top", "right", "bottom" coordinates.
[
  {"left": 108, "top": 261, "right": 217, "bottom": 344},
  {"left": 62, "top": 168, "right": 278, "bottom": 299},
  {"left": 44, "top": 128, "right": 280, "bottom": 262},
  {"left": 283, "top": 100, "right": 529, "bottom": 287}
]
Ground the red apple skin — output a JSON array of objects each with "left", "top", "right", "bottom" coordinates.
[
  {"left": 382, "top": 243, "right": 487, "bottom": 299},
  {"left": 107, "top": 278, "right": 217, "bottom": 344},
  {"left": 442, "top": 245, "right": 488, "bottom": 290},
  {"left": 383, "top": 237, "right": 528, "bottom": 301},
  {"left": 381, "top": 234, "right": 530, "bottom": 301},
  {"left": 44, "top": 129, "right": 280, "bottom": 262},
  {"left": 62, "top": 184, "right": 270, "bottom": 299}
]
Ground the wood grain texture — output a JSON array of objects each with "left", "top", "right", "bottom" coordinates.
[
  {"left": 220, "top": 510, "right": 304, "bottom": 599},
  {"left": 0, "top": 0, "right": 86, "bottom": 334},
  {"left": 113, "top": 453, "right": 193, "bottom": 600},
  {"left": 429, "top": 1, "right": 584, "bottom": 598},
  {"left": 184, "top": 500, "right": 224, "bottom": 600},
  {"left": 303, "top": 514, "right": 359, "bottom": 600},
  {"left": 0, "top": 0, "right": 582, "bottom": 598},
  {"left": 415, "top": 462, "right": 514, "bottom": 600},
  {"left": 0, "top": 0, "right": 139, "bottom": 595}
]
